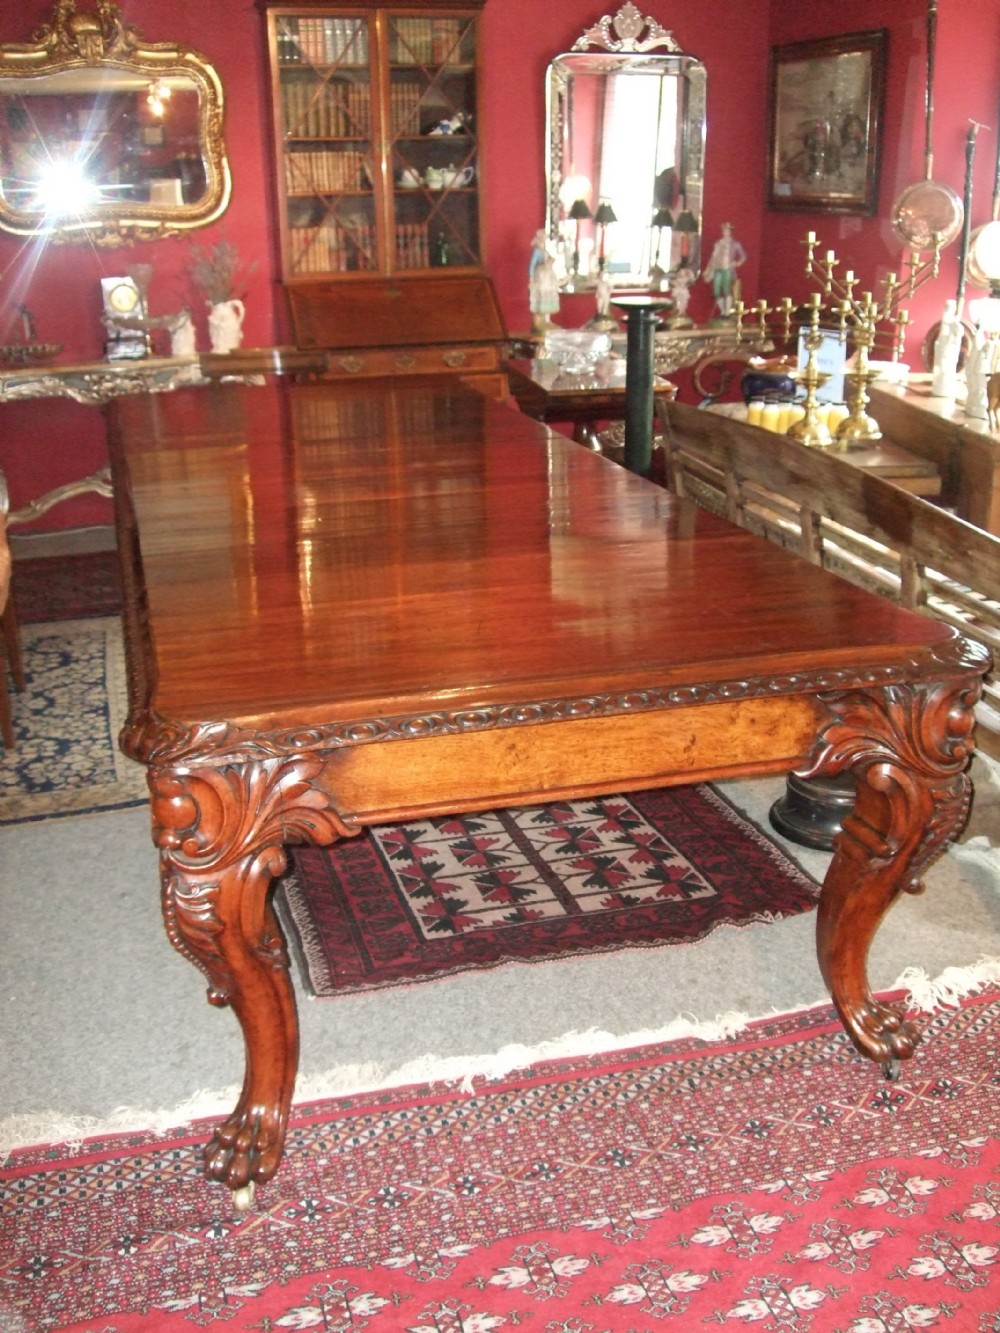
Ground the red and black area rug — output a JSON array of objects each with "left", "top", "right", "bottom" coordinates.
[
  {"left": 5, "top": 986, "right": 1000, "bottom": 1331},
  {"left": 11, "top": 549, "right": 123, "bottom": 624},
  {"left": 278, "top": 784, "right": 819, "bottom": 996}
]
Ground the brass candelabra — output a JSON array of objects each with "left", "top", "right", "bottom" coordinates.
[
  {"left": 731, "top": 228, "right": 945, "bottom": 447},
  {"left": 787, "top": 295, "right": 832, "bottom": 448}
]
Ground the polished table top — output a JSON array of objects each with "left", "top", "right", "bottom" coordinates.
[
  {"left": 113, "top": 377, "right": 961, "bottom": 745},
  {"left": 108, "top": 375, "right": 987, "bottom": 1199}
]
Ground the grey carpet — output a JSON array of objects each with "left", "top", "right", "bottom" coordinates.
[{"left": 1, "top": 763, "right": 997, "bottom": 1152}]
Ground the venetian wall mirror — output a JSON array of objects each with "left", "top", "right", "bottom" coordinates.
[
  {"left": 0, "top": 0, "right": 231, "bottom": 243},
  {"left": 545, "top": 3, "right": 706, "bottom": 292}
]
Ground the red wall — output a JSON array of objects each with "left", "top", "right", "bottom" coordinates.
[
  {"left": 761, "top": 0, "right": 1000, "bottom": 369},
  {"left": 2, "top": 0, "right": 998, "bottom": 531}
]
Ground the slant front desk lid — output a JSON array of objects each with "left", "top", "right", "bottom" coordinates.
[{"left": 286, "top": 274, "right": 507, "bottom": 351}]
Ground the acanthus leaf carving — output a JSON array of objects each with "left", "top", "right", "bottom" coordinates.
[{"left": 154, "top": 754, "right": 357, "bottom": 1005}]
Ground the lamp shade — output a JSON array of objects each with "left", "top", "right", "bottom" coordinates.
[
  {"left": 594, "top": 201, "right": 617, "bottom": 226},
  {"left": 673, "top": 209, "right": 699, "bottom": 234},
  {"left": 651, "top": 207, "right": 673, "bottom": 229},
  {"left": 568, "top": 198, "right": 592, "bottom": 221}
]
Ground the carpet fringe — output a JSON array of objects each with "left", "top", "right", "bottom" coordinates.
[
  {"left": 892, "top": 954, "right": 1000, "bottom": 1013},
  {"left": 5, "top": 959, "right": 1000, "bottom": 1161}
]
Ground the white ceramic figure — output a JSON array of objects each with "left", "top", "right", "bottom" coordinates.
[
  {"left": 168, "top": 309, "right": 196, "bottom": 357},
  {"left": 931, "top": 298, "right": 962, "bottom": 398},
  {"left": 207, "top": 298, "right": 245, "bottom": 354},
  {"left": 965, "top": 324, "right": 994, "bottom": 419},
  {"left": 670, "top": 263, "right": 696, "bottom": 318}
]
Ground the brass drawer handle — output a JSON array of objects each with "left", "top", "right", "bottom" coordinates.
[
  {"left": 338, "top": 356, "right": 364, "bottom": 373},
  {"left": 394, "top": 353, "right": 417, "bottom": 370},
  {"left": 443, "top": 350, "right": 467, "bottom": 367}
]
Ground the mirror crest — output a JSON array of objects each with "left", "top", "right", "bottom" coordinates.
[
  {"left": 0, "top": 0, "right": 232, "bottom": 244},
  {"left": 571, "top": 3, "right": 681, "bottom": 55}
]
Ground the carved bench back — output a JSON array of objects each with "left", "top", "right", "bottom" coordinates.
[{"left": 655, "top": 396, "right": 1000, "bottom": 757}]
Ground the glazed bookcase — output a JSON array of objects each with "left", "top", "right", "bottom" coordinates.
[{"left": 262, "top": 1, "right": 485, "bottom": 281}]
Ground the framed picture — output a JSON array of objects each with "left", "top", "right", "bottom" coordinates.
[{"left": 767, "top": 29, "right": 887, "bottom": 215}]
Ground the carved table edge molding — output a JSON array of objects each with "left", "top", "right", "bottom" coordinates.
[{"left": 120, "top": 637, "right": 991, "bottom": 770}]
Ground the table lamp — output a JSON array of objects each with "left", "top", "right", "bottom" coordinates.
[
  {"left": 594, "top": 201, "right": 617, "bottom": 271},
  {"left": 568, "top": 198, "right": 592, "bottom": 280}
]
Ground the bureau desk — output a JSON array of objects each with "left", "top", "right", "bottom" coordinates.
[{"left": 108, "top": 375, "right": 989, "bottom": 1203}]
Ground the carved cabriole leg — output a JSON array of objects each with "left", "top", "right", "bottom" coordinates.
[
  {"left": 150, "top": 755, "right": 356, "bottom": 1193},
  {"left": 802, "top": 666, "right": 983, "bottom": 1069}
]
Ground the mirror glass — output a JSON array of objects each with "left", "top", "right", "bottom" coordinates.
[
  {"left": 0, "top": 1, "right": 231, "bottom": 242},
  {"left": 545, "top": 8, "right": 705, "bottom": 293}
]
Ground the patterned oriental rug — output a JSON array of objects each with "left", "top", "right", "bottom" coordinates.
[
  {"left": 279, "top": 786, "right": 820, "bottom": 996},
  {"left": 4, "top": 986, "right": 1000, "bottom": 1331}
]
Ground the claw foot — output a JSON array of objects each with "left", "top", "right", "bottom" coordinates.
[
  {"left": 205, "top": 1103, "right": 285, "bottom": 1190},
  {"left": 847, "top": 997, "right": 919, "bottom": 1066}
]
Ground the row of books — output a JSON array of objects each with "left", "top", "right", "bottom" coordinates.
[
  {"left": 286, "top": 149, "right": 367, "bottom": 194},
  {"left": 395, "top": 221, "right": 431, "bottom": 269},
  {"left": 281, "top": 80, "right": 371, "bottom": 138},
  {"left": 276, "top": 16, "right": 468, "bottom": 68},
  {"left": 389, "top": 81, "right": 423, "bottom": 135},
  {"left": 277, "top": 17, "right": 367, "bottom": 67},
  {"left": 289, "top": 222, "right": 377, "bottom": 274},
  {"left": 287, "top": 220, "right": 440, "bottom": 273},
  {"left": 389, "top": 18, "right": 468, "bottom": 65}
]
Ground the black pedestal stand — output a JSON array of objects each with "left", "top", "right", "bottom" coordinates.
[
  {"left": 769, "top": 772, "right": 855, "bottom": 851},
  {"left": 611, "top": 296, "right": 671, "bottom": 476}
]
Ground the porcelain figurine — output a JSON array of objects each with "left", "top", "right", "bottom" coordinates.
[
  {"left": 168, "top": 309, "right": 196, "bottom": 357},
  {"left": 702, "top": 222, "right": 747, "bottom": 318},
  {"left": 964, "top": 324, "right": 991, "bottom": 419},
  {"left": 529, "top": 229, "right": 560, "bottom": 334},
  {"left": 931, "top": 298, "right": 962, "bottom": 398}
]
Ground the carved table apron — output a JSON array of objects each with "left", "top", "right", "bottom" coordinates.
[{"left": 107, "top": 375, "right": 991, "bottom": 1204}]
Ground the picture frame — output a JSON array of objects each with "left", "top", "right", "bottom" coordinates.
[{"left": 767, "top": 29, "right": 887, "bottom": 215}]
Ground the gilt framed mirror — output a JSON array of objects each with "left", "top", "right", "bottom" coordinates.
[
  {"left": 0, "top": 0, "right": 231, "bottom": 243},
  {"left": 545, "top": 3, "right": 705, "bottom": 293}
]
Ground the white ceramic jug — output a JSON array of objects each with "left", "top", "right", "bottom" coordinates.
[
  {"left": 442, "top": 165, "right": 474, "bottom": 188},
  {"left": 208, "top": 298, "right": 245, "bottom": 354}
]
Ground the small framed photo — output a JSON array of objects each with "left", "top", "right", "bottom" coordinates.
[
  {"left": 142, "top": 124, "right": 164, "bottom": 147},
  {"left": 767, "top": 29, "right": 887, "bottom": 215}
]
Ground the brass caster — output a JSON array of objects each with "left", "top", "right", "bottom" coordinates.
[
  {"left": 882, "top": 1058, "right": 902, "bottom": 1082},
  {"left": 231, "top": 1180, "right": 256, "bottom": 1213}
]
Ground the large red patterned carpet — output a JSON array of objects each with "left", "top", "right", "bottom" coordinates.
[
  {"left": 4, "top": 987, "right": 1000, "bottom": 1330},
  {"left": 279, "top": 784, "right": 820, "bottom": 994}
]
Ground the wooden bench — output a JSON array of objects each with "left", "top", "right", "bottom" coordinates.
[{"left": 653, "top": 397, "right": 1000, "bottom": 759}]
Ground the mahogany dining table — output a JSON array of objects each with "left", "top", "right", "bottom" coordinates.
[{"left": 107, "top": 374, "right": 990, "bottom": 1206}]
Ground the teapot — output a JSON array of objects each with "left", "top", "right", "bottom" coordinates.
[
  {"left": 424, "top": 166, "right": 444, "bottom": 191},
  {"left": 441, "top": 164, "right": 474, "bottom": 188}
]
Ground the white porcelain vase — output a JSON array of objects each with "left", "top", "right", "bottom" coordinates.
[{"left": 207, "top": 298, "right": 245, "bottom": 354}]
